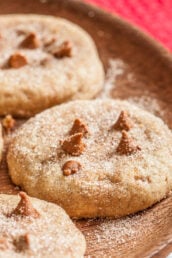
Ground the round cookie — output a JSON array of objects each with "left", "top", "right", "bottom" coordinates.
[
  {"left": 0, "top": 124, "right": 3, "bottom": 162},
  {"left": 0, "top": 14, "right": 104, "bottom": 117},
  {"left": 0, "top": 192, "right": 86, "bottom": 257},
  {"left": 7, "top": 100, "right": 172, "bottom": 218}
]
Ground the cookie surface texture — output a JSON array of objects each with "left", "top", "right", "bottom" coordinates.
[
  {"left": 0, "top": 14, "right": 104, "bottom": 117},
  {"left": 0, "top": 192, "right": 86, "bottom": 258},
  {"left": 7, "top": 99, "right": 172, "bottom": 218}
]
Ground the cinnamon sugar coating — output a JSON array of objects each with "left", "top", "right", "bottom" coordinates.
[
  {"left": 0, "top": 194, "right": 86, "bottom": 257},
  {"left": 7, "top": 99, "right": 172, "bottom": 218}
]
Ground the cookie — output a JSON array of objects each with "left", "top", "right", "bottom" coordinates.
[
  {"left": 0, "top": 192, "right": 86, "bottom": 257},
  {"left": 7, "top": 99, "right": 172, "bottom": 218},
  {"left": 0, "top": 124, "right": 3, "bottom": 161},
  {"left": 0, "top": 14, "right": 104, "bottom": 117}
]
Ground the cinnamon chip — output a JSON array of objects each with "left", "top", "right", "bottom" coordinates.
[
  {"left": 116, "top": 130, "right": 141, "bottom": 155},
  {"left": 61, "top": 133, "right": 85, "bottom": 156},
  {"left": 0, "top": 238, "right": 9, "bottom": 250},
  {"left": 20, "top": 32, "right": 40, "bottom": 49},
  {"left": 62, "top": 160, "right": 81, "bottom": 176},
  {"left": 114, "top": 110, "right": 133, "bottom": 131},
  {"left": 70, "top": 119, "right": 88, "bottom": 136},
  {"left": 8, "top": 53, "right": 27, "bottom": 68},
  {"left": 16, "top": 29, "right": 27, "bottom": 36},
  {"left": 10, "top": 192, "right": 40, "bottom": 218},
  {"left": 40, "top": 57, "right": 50, "bottom": 66},
  {"left": 14, "top": 234, "right": 31, "bottom": 252},
  {"left": 2, "top": 115, "right": 15, "bottom": 133},
  {"left": 44, "top": 37, "right": 56, "bottom": 48},
  {"left": 53, "top": 41, "right": 72, "bottom": 58}
]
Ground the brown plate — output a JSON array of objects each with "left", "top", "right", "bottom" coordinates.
[{"left": 0, "top": 0, "right": 172, "bottom": 257}]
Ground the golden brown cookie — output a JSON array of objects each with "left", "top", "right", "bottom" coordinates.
[
  {"left": 0, "top": 14, "right": 104, "bottom": 117},
  {"left": 0, "top": 192, "right": 86, "bottom": 257},
  {"left": 7, "top": 99, "right": 172, "bottom": 218}
]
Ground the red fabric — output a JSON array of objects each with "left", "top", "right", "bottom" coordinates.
[{"left": 85, "top": 0, "right": 172, "bottom": 51}]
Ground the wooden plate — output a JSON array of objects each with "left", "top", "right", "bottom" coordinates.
[{"left": 0, "top": 0, "right": 172, "bottom": 257}]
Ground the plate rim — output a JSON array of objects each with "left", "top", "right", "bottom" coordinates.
[{"left": 67, "top": 0, "right": 172, "bottom": 65}]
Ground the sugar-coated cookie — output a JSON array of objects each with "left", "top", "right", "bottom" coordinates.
[
  {"left": 0, "top": 192, "right": 86, "bottom": 257},
  {"left": 0, "top": 14, "right": 104, "bottom": 117},
  {"left": 7, "top": 100, "right": 172, "bottom": 218}
]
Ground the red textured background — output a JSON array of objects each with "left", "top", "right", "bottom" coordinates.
[{"left": 84, "top": 0, "right": 172, "bottom": 52}]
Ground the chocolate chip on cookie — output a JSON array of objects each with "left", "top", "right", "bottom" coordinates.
[
  {"left": 43, "top": 37, "right": 56, "bottom": 48},
  {"left": 117, "top": 130, "right": 141, "bottom": 155},
  {"left": 10, "top": 192, "right": 40, "bottom": 218},
  {"left": 13, "top": 234, "right": 31, "bottom": 252},
  {"left": 20, "top": 32, "right": 40, "bottom": 49},
  {"left": 114, "top": 110, "right": 133, "bottom": 131},
  {"left": 70, "top": 119, "right": 88, "bottom": 136},
  {"left": 39, "top": 57, "right": 50, "bottom": 66},
  {"left": 62, "top": 160, "right": 82, "bottom": 176},
  {"left": 61, "top": 133, "right": 85, "bottom": 156},
  {"left": 8, "top": 53, "right": 27, "bottom": 68},
  {"left": 52, "top": 41, "right": 72, "bottom": 58}
]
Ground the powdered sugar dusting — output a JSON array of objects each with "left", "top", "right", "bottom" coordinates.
[
  {"left": 101, "top": 59, "right": 166, "bottom": 121},
  {"left": 128, "top": 94, "right": 165, "bottom": 118},
  {"left": 100, "top": 59, "right": 125, "bottom": 98}
]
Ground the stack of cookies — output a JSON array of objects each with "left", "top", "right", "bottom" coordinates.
[{"left": 0, "top": 14, "right": 172, "bottom": 257}]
